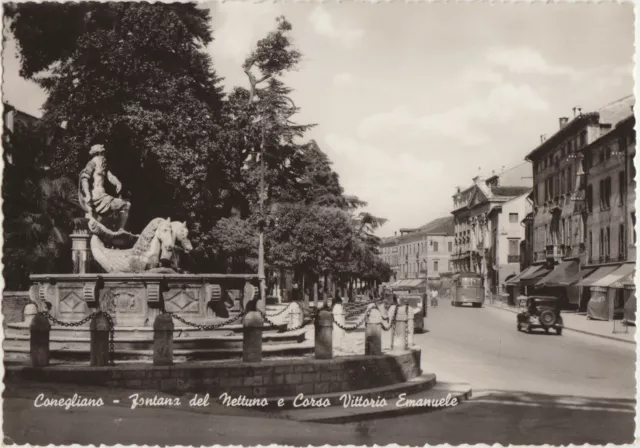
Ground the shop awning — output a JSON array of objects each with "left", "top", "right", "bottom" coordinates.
[
  {"left": 561, "top": 267, "right": 597, "bottom": 286},
  {"left": 535, "top": 260, "right": 580, "bottom": 287},
  {"left": 592, "top": 263, "right": 635, "bottom": 288},
  {"left": 519, "top": 265, "right": 551, "bottom": 285},
  {"left": 506, "top": 265, "right": 538, "bottom": 285},
  {"left": 576, "top": 265, "right": 621, "bottom": 287}
]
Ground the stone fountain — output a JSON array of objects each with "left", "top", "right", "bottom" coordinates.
[{"left": 5, "top": 144, "right": 310, "bottom": 361}]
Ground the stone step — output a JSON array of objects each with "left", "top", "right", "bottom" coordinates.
[
  {"left": 280, "top": 381, "right": 472, "bottom": 423},
  {"left": 3, "top": 339, "right": 315, "bottom": 362},
  {"left": 260, "top": 373, "right": 435, "bottom": 410},
  {"left": 4, "top": 326, "right": 308, "bottom": 352}
]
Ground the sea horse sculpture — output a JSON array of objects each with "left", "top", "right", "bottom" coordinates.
[{"left": 90, "top": 217, "right": 175, "bottom": 273}]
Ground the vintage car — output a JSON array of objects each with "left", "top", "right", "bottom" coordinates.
[{"left": 516, "top": 295, "right": 563, "bottom": 335}]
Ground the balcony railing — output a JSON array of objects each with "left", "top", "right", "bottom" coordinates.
[{"left": 546, "top": 244, "right": 565, "bottom": 259}]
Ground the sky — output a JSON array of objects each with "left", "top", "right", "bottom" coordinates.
[{"left": 2, "top": 2, "right": 635, "bottom": 237}]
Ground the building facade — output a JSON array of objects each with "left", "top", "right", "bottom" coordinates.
[
  {"left": 523, "top": 96, "right": 635, "bottom": 309},
  {"left": 451, "top": 174, "right": 530, "bottom": 295},
  {"left": 379, "top": 217, "right": 455, "bottom": 282}
]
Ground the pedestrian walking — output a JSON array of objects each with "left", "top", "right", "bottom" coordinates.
[{"left": 431, "top": 289, "right": 439, "bottom": 307}]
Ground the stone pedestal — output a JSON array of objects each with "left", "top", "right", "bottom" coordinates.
[
  {"left": 315, "top": 310, "right": 333, "bottom": 359},
  {"left": 365, "top": 308, "right": 382, "bottom": 356},
  {"left": 71, "top": 233, "right": 92, "bottom": 274},
  {"left": 288, "top": 302, "right": 304, "bottom": 330},
  {"left": 90, "top": 314, "right": 111, "bottom": 366},
  {"left": 153, "top": 314, "right": 174, "bottom": 366},
  {"left": 393, "top": 305, "right": 409, "bottom": 351},
  {"left": 30, "top": 314, "right": 51, "bottom": 367},
  {"left": 243, "top": 311, "right": 263, "bottom": 363}
]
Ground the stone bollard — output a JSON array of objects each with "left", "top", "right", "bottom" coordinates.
[
  {"left": 243, "top": 310, "right": 263, "bottom": 363},
  {"left": 90, "top": 313, "right": 111, "bottom": 366},
  {"left": 153, "top": 314, "right": 174, "bottom": 366},
  {"left": 24, "top": 303, "right": 39, "bottom": 325},
  {"left": 315, "top": 309, "right": 333, "bottom": 359},
  {"left": 393, "top": 305, "right": 409, "bottom": 352},
  {"left": 365, "top": 307, "right": 383, "bottom": 356},
  {"left": 407, "top": 306, "right": 415, "bottom": 347},
  {"left": 288, "top": 302, "right": 304, "bottom": 330},
  {"left": 332, "top": 303, "right": 345, "bottom": 347},
  {"left": 385, "top": 304, "right": 397, "bottom": 350},
  {"left": 30, "top": 313, "right": 51, "bottom": 367}
]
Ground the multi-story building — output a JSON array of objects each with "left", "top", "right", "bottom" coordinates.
[
  {"left": 522, "top": 95, "right": 634, "bottom": 312},
  {"left": 378, "top": 216, "right": 455, "bottom": 282},
  {"left": 572, "top": 111, "right": 635, "bottom": 317},
  {"left": 487, "top": 192, "right": 531, "bottom": 294},
  {"left": 451, "top": 173, "right": 530, "bottom": 295}
]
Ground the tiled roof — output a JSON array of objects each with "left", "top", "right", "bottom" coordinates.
[
  {"left": 417, "top": 216, "right": 454, "bottom": 236},
  {"left": 490, "top": 186, "right": 531, "bottom": 198}
]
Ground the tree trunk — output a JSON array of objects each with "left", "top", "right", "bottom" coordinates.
[
  {"left": 323, "top": 273, "right": 329, "bottom": 307},
  {"left": 313, "top": 280, "right": 318, "bottom": 308}
]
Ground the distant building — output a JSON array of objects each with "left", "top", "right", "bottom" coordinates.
[
  {"left": 379, "top": 216, "right": 455, "bottom": 282},
  {"left": 451, "top": 173, "right": 530, "bottom": 296}
]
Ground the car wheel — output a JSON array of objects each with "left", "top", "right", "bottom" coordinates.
[
  {"left": 544, "top": 328, "right": 549, "bottom": 334},
  {"left": 526, "top": 325, "right": 532, "bottom": 334},
  {"left": 556, "top": 328, "right": 562, "bottom": 335},
  {"left": 539, "top": 309, "right": 557, "bottom": 327}
]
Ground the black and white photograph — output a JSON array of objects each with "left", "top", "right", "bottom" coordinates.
[{"left": 1, "top": 1, "right": 637, "bottom": 445}]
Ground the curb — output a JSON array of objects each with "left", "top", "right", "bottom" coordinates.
[{"left": 485, "top": 303, "right": 636, "bottom": 345}]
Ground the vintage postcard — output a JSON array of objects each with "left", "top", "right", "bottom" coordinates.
[{"left": 2, "top": 1, "right": 636, "bottom": 446}]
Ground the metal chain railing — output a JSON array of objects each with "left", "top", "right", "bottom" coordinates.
[
  {"left": 264, "top": 302, "right": 295, "bottom": 317},
  {"left": 39, "top": 310, "right": 116, "bottom": 365},
  {"left": 167, "top": 311, "right": 246, "bottom": 331}
]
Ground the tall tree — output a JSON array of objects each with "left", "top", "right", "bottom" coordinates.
[{"left": 6, "top": 2, "right": 228, "bottom": 268}]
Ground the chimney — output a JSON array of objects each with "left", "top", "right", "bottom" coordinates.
[
  {"left": 540, "top": 134, "right": 547, "bottom": 143},
  {"left": 559, "top": 117, "right": 569, "bottom": 129}
]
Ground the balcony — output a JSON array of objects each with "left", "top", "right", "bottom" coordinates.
[{"left": 546, "top": 244, "right": 565, "bottom": 260}]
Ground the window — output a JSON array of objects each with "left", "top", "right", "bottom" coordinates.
[
  {"left": 599, "top": 228, "right": 604, "bottom": 257},
  {"left": 561, "top": 219, "right": 566, "bottom": 245},
  {"left": 433, "top": 241, "right": 438, "bottom": 252},
  {"left": 567, "top": 218, "right": 572, "bottom": 246},
  {"left": 619, "top": 171, "right": 626, "bottom": 205},
  {"left": 508, "top": 239, "right": 519, "bottom": 256},
  {"left": 619, "top": 224, "right": 626, "bottom": 258},
  {"left": 599, "top": 149, "right": 605, "bottom": 164},
  {"left": 580, "top": 130, "right": 587, "bottom": 148},
  {"left": 567, "top": 166, "right": 572, "bottom": 193},
  {"left": 559, "top": 171, "right": 565, "bottom": 194},
  {"left": 589, "top": 231, "right": 593, "bottom": 258},
  {"left": 545, "top": 224, "right": 549, "bottom": 245},
  {"left": 632, "top": 212, "right": 637, "bottom": 244},
  {"left": 606, "top": 226, "right": 611, "bottom": 256},
  {"left": 433, "top": 260, "right": 439, "bottom": 272},
  {"left": 507, "top": 213, "right": 518, "bottom": 223},
  {"left": 448, "top": 241, "right": 453, "bottom": 252},
  {"left": 600, "top": 177, "right": 612, "bottom": 210},
  {"left": 586, "top": 184, "right": 593, "bottom": 213}
]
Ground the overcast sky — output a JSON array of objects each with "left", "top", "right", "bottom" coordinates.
[{"left": 2, "top": 2, "right": 634, "bottom": 236}]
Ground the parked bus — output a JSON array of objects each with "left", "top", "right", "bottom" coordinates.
[{"left": 451, "top": 272, "right": 485, "bottom": 308}]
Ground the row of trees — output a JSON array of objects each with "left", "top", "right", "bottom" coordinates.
[{"left": 3, "top": 3, "right": 392, "bottom": 294}]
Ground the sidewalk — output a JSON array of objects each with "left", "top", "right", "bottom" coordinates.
[{"left": 486, "top": 300, "right": 636, "bottom": 344}]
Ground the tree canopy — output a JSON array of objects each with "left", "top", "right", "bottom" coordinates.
[{"left": 5, "top": 4, "right": 392, "bottom": 287}]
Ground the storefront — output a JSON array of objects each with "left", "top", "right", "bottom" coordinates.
[
  {"left": 534, "top": 260, "right": 580, "bottom": 307},
  {"left": 577, "top": 263, "right": 635, "bottom": 321}
]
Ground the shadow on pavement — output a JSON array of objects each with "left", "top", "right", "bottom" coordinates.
[{"left": 345, "top": 389, "right": 636, "bottom": 446}]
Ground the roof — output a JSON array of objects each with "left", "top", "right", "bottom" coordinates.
[
  {"left": 417, "top": 216, "right": 454, "bottom": 235},
  {"left": 490, "top": 186, "right": 531, "bottom": 198},
  {"left": 525, "top": 95, "right": 635, "bottom": 161}
]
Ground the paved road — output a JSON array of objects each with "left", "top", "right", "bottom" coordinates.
[
  {"left": 344, "top": 298, "right": 637, "bottom": 445},
  {"left": 4, "top": 298, "right": 636, "bottom": 445}
]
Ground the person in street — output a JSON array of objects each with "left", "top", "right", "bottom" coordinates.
[{"left": 431, "top": 288, "right": 439, "bottom": 307}]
